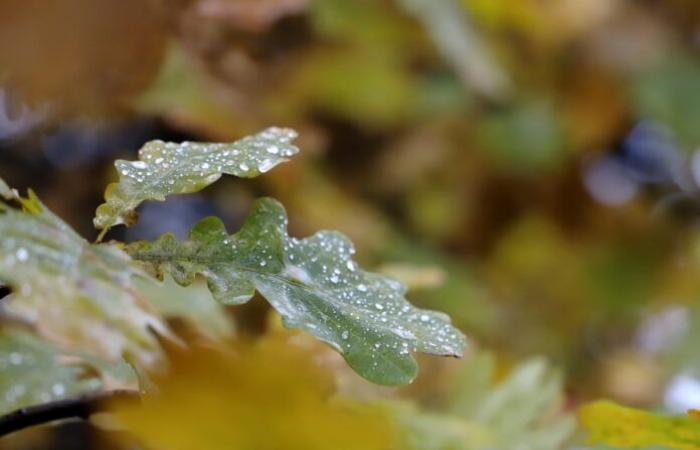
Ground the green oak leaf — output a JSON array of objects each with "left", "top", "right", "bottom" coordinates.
[
  {"left": 94, "top": 127, "right": 299, "bottom": 239},
  {"left": 0, "top": 188, "right": 169, "bottom": 369},
  {"left": 127, "top": 197, "right": 466, "bottom": 386}
]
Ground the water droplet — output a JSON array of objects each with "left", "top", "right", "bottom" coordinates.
[
  {"left": 239, "top": 163, "right": 249, "bottom": 171},
  {"left": 341, "top": 331, "right": 349, "bottom": 340},
  {"left": 51, "top": 383, "right": 65, "bottom": 396},
  {"left": 259, "top": 159, "right": 275, "bottom": 173},
  {"left": 131, "top": 161, "right": 148, "bottom": 169},
  {"left": 15, "top": 248, "right": 28, "bottom": 262},
  {"left": 9, "top": 353, "right": 23, "bottom": 365},
  {"left": 420, "top": 314, "right": 430, "bottom": 322},
  {"left": 267, "top": 145, "right": 279, "bottom": 155},
  {"left": 357, "top": 284, "right": 368, "bottom": 292}
]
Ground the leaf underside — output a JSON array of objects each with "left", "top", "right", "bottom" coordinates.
[
  {"left": 127, "top": 198, "right": 466, "bottom": 385},
  {"left": 94, "top": 127, "right": 299, "bottom": 238}
]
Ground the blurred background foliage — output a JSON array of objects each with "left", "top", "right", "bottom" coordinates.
[{"left": 0, "top": 0, "right": 699, "bottom": 448}]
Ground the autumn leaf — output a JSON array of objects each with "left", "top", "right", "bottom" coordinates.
[
  {"left": 579, "top": 400, "right": 700, "bottom": 450},
  {"left": 110, "top": 339, "right": 395, "bottom": 450}
]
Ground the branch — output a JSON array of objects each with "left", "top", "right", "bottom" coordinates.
[{"left": 0, "top": 390, "right": 139, "bottom": 437}]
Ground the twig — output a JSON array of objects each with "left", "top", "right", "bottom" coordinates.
[{"left": 0, "top": 389, "right": 139, "bottom": 437}]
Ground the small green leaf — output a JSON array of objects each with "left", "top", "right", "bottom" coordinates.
[
  {"left": 579, "top": 400, "right": 700, "bottom": 450},
  {"left": 127, "top": 198, "right": 466, "bottom": 386},
  {"left": 94, "top": 127, "right": 299, "bottom": 239}
]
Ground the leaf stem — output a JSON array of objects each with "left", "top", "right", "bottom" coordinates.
[
  {"left": 95, "top": 227, "right": 108, "bottom": 243},
  {"left": 0, "top": 389, "right": 139, "bottom": 437}
]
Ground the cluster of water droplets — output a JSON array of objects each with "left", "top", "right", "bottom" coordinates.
[
  {"left": 183, "top": 199, "right": 463, "bottom": 365},
  {"left": 115, "top": 127, "right": 299, "bottom": 192},
  {"left": 0, "top": 340, "right": 100, "bottom": 411},
  {"left": 247, "top": 211, "right": 466, "bottom": 362},
  {"left": 0, "top": 212, "right": 86, "bottom": 299}
]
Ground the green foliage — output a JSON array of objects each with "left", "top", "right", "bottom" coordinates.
[
  {"left": 0, "top": 126, "right": 466, "bottom": 428},
  {"left": 94, "top": 126, "right": 299, "bottom": 239},
  {"left": 127, "top": 198, "right": 465, "bottom": 385},
  {"left": 1, "top": 0, "right": 699, "bottom": 446}
]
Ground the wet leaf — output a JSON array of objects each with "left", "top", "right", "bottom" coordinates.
[
  {"left": 0, "top": 329, "right": 103, "bottom": 415},
  {"left": 0, "top": 188, "right": 169, "bottom": 369},
  {"left": 579, "top": 400, "right": 700, "bottom": 450},
  {"left": 110, "top": 340, "right": 395, "bottom": 450},
  {"left": 127, "top": 198, "right": 466, "bottom": 386},
  {"left": 94, "top": 127, "right": 299, "bottom": 239}
]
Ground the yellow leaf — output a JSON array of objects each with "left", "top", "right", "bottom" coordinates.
[
  {"left": 110, "top": 339, "right": 395, "bottom": 450},
  {"left": 579, "top": 400, "right": 700, "bottom": 450}
]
